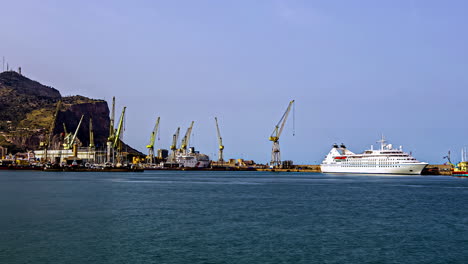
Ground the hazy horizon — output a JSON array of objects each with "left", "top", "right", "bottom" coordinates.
[{"left": 1, "top": 0, "right": 467, "bottom": 164}]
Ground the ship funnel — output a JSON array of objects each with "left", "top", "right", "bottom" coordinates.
[{"left": 340, "top": 143, "right": 346, "bottom": 149}]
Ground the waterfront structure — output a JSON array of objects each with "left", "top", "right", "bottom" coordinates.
[
  {"left": 34, "top": 148, "right": 105, "bottom": 164},
  {"left": 321, "top": 136, "right": 427, "bottom": 175}
]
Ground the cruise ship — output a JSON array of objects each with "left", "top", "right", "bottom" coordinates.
[{"left": 321, "top": 137, "right": 428, "bottom": 175}]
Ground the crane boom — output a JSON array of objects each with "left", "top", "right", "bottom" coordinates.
[
  {"left": 214, "top": 117, "right": 224, "bottom": 162},
  {"left": 113, "top": 107, "right": 126, "bottom": 148},
  {"left": 146, "top": 117, "right": 160, "bottom": 164},
  {"left": 168, "top": 127, "right": 180, "bottom": 163},
  {"left": 269, "top": 100, "right": 295, "bottom": 167},
  {"left": 170, "top": 127, "right": 180, "bottom": 151},
  {"left": 67, "top": 115, "right": 84, "bottom": 149},
  {"left": 146, "top": 117, "right": 160, "bottom": 149},
  {"left": 43, "top": 100, "right": 62, "bottom": 162},
  {"left": 180, "top": 121, "right": 194, "bottom": 154},
  {"left": 63, "top": 123, "right": 68, "bottom": 135}
]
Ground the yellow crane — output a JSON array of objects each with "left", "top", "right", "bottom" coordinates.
[
  {"left": 146, "top": 117, "right": 160, "bottom": 164},
  {"left": 113, "top": 107, "right": 126, "bottom": 165},
  {"left": 41, "top": 100, "right": 62, "bottom": 162},
  {"left": 269, "top": 100, "right": 295, "bottom": 167},
  {"left": 214, "top": 117, "right": 224, "bottom": 162},
  {"left": 168, "top": 127, "right": 180, "bottom": 163},
  {"left": 63, "top": 115, "right": 84, "bottom": 150},
  {"left": 106, "top": 97, "right": 116, "bottom": 163},
  {"left": 179, "top": 121, "right": 194, "bottom": 155},
  {"left": 109, "top": 96, "right": 116, "bottom": 139},
  {"left": 113, "top": 107, "right": 126, "bottom": 149}
]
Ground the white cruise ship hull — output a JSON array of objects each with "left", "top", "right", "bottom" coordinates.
[{"left": 321, "top": 163, "right": 427, "bottom": 175}]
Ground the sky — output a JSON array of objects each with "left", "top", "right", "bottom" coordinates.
[{"left": 1, "top": 0, "right": 467, "bottom": 164}]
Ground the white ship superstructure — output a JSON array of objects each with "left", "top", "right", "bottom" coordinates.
[
  {"left": 176, "top": 147, "right": 210, "bottom": 168},
  {"left": 321, "top": 137, "right": 427, "bottom": 175}
]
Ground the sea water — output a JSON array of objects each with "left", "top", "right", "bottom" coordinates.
[{"left": 0, "top": 171, "right": 467, "bottom": 264}]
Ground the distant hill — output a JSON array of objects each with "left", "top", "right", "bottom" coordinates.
[
  {"left": 0, "top": 71, "right": 140, "bottom": 155},
  {"left": 0, "top": 71, "right": 60, "bottom": 127}
]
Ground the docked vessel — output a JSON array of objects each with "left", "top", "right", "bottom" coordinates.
[
  {"left": 321, "top": 136, "right": 428, "bottom": 175},
  {"left": 451, "top": 148, "right": 468, "bottom": 177},
  {"left": 176, "top": 148, "right": 210, "bottom": 168}
]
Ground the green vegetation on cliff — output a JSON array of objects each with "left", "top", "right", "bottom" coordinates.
[{"left": 0, "top": 71, "right": 110, "bottom": 151}]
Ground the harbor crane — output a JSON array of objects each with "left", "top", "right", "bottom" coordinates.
[
  {"left": 179, "top": 121, "right": 194, "bottom": 155},
  {"left": 269, "top": 100, "right": 295, "bottom": 167},
  {"left": 106, "top": 97, "right": 116, "bottom": 163},
  {"left": 146, "top": 117, "right": 160, "bottom": 164},
  {"left": 168, "top": 127, "right": 180, "bottom": 163},
  {"left": 109, "top": 97, "right": 116, "bottom": 139},
  {"left": 89, "top": 118, "right": 94, "bottom": 149},
  {"left": 88, "top": 118, "right": 95, "bottom": 163},
  {"left": 63, "top": 115, "right": 84, "bottom": 150},
  {"left": 113, "top": 107, "right": 126, "bottom": 150},
  {"left": 214, "top": 117, "right": 224, "bottom": 162},
  {"left": 62, "top": 123, "right": 70, "bottom": 142},
  {"left": 42, "top": 100, "right": 62, "bottom": 162},
  {"left": 113, "top": 107, "right": 126, "bottom": 165}
]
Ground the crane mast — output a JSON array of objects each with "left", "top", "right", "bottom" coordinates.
[
  {"left": 109, "top": 96, "right": 115, "bottom": 137},
  {"left": 179, "top": 121, "right": 194, "bottom": 155},
  {"left": 89, "top": 118, "right": 94, "bottom": 148},
  {"left": 43, "top": 100, "right": 62, "bottom": 162},
  {"left": 168, "top": 127, "right": 180, "bottom": 163},
  {"left": 214, "top": 117, "right": 224, "bottom": 162},
  {"left": 63, "top": 115, "right": 84, "bottom": 150},
  {"left": 106, "top": 97, "right": 116, "bottom": 164},
  {"left": 146, "top": 117, "right": 160, "bottom": 164},
  {"left": 112, "top": 107, "right": 126, "bottom": 166},
  {"left": 113, "top": 107, "right": 126, "bottom": 149},
  {"left": 62, "top": 123, "right": 71, "bottom": 148},
  {"left": 269, "top": 100, "right": 295, "bottom": 167}
]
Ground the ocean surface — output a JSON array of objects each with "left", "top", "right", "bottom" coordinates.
[{"left": 0, "top": 170, "right": 467, "bottom": 264}]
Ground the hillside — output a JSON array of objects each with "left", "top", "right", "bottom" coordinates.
[{"left": 0, "top": 71, "right": 140, "bottom": 154}]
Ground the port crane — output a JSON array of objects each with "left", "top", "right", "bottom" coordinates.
[
  {"left": 146, "top": 117, "right": 160, "bottom": 164},
  {"left": 106, "top": 97, "right": 116, "bottom": 163},
  {"left": 42, "top": 100, "right": 62, "bottom": 162},
  {"left": 62, "top": 123, "right": 71, "bottom": 145},
  {"left": 89, "top": 118, "right": 94, "bottom": 149},
  {"left": 113, "top": 107, "right": 126, "bottom": 165},
  {"left": 63, "top": 115, "right": 84, "bottom": 150},
  {"left": 113, "top": 107, "right": 126, "bottom": 150},
  {"left": 179, "top": 121, "right": 194, "bottom": 155},
  {"left": 269, "top": 100, "right": 295, "bottom": 167},
  {"left": 214, "top": 117, "right": 224, "bottom": 162},
  {"left": 168, "top": 127, "right": 180, "bottom": 163},
  {"left": 88, "top": 118, "right": 95, "bottom": 163}
]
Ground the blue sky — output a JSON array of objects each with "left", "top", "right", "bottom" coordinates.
[{"left": 1, "top": 0, "right": 467, "bottom": 164}]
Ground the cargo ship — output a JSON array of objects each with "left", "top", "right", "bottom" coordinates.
[{"left": 321, "top": 136, "right": 428, "bottom": 175}]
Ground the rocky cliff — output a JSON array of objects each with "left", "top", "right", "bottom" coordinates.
[{"left": 0, "top": 71, "right": 139, "bottom": 154}]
